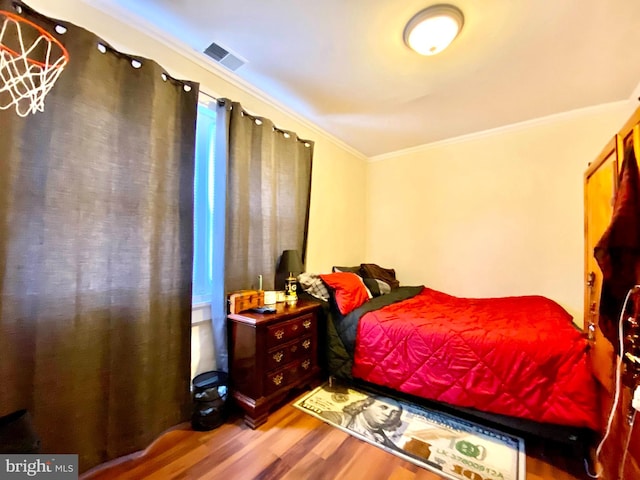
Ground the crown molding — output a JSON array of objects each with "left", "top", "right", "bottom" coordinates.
[
  {"left": 81, "top": 0, "right": 368, "bottom": 161},
  {"left": 369, "top": 100, "right": 632, "bottom": 162}
]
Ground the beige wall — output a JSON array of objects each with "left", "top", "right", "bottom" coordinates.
[{"left": 367, "top": 102, "right": 636, "bottom": 327}]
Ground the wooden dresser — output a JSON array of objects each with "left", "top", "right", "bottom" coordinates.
[{"left": 227, "top": 299, "right": 322, "bottom": 428}]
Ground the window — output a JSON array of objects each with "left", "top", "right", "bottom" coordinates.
[{"left": 192, "top": 101, "right": 218, "bottom": 305}]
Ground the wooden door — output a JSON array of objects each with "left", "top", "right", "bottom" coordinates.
[{"left": 584, "top": 136, "right": 619, "bottom": 394}]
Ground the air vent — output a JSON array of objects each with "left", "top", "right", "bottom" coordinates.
[{"left": 203, "top": 41, "right": 246, "bottom": 72}]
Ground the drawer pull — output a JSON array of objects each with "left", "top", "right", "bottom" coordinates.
[
  {"left": 273, "top": 351, "right": 284, "bottom": 363},
  {"left": 290, "top": 345, "right": 298, "bottom": 353},
  {"left": 273, "top": 373, "right": 284, "bottom": 385},
  {"left": 302, "top": 360, "right": 311, "bottom": 370},
  {"left": 292, "top": 324, "right": 299, "bottom": 331},
  {"left": 303, "top": 320, "right": 311, "bottom": 329},
  {"left": 274, "top": 329, "right": 284, "bottom": 340},
  {"left": 303, "top": 339, "right": 311, "bottom": 349}
]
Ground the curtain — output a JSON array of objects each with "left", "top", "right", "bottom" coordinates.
[
  {"left": 212, "top": 99, "right": 313, "bottom": 371},
  {"left": 0, "top": 1, "right": 198, "bottom": 472}
]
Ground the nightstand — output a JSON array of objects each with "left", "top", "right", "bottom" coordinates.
[{"left": 227, "top": 299, "right": 322, "bottom": 428}]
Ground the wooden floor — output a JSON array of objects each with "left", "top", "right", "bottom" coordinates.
[{"left": 81, "top": 394, "right": 593, "bottom": 480}]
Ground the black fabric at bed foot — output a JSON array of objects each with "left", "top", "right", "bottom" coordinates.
[{"left": 0, "top": 409, "right": 41, "bottom": 453}]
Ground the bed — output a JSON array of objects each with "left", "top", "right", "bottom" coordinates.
[{"left": 297, "top": 265, "right": 600, "bottom": 441}]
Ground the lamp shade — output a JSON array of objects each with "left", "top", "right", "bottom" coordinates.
[
  {"left": 275, "top": 249, "right": 304, "bottom": 290},
  {"left": 404, "top": 4, "right": 464, "bottom": 56}
]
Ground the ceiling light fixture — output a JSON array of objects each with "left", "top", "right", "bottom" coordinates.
[{"left": 403, "top": 4, "right": 464, "bottom": 56}]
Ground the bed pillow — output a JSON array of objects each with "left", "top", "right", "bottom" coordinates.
[
  {"left": 360, "top": 263, "right": 400, "bottom": 289},
  {"left": 333, "top": 266, "right": 390, "bottom": 297},
  {"left": 320, "top": 272, "right": 371, "bottom": 315},
  {"left": 362, "top": 278, "right": 380, "bottom": 297},
  {"left": 332, "top": 265, "right": 379, "bottom": 297},
  {"left": 372, "top": 278, "right": 392, "bottom": 295},
  {"left": 297, "top": 272, "right": 331, "bottom": 302},
  {"left": 332, "top": 265, "right": 362, "bottom": 275}
]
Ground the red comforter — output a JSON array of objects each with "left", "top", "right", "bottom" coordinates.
[{"left": 351, "top": 287, "right": 599, "bottom": 430}]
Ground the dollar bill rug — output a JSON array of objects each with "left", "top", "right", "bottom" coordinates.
[{"left": 294, "top": 382, "right": 526, "bottom": 480}]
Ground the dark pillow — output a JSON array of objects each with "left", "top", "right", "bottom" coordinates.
[
  {"left": 362, "top": 278, "right": 380, "bottom": 296},
  {"left": 360, "top": 263, "right": 400, "bottom": 289},
  {"left": 372, "top": 278, "right": 392, "bottom": 295},
  {"left": 332, "top": 266, "right": 362, "bottom": 275}
]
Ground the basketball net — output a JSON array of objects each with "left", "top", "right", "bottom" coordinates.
[{"left": 0, "top": 10, "right": 69, "bottom": 117}]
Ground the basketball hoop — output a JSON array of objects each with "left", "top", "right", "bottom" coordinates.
[{"left": 0, "top": 10, "right": 69, "bottom": 117}]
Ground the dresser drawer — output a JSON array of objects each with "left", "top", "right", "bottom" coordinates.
[
  {"left": 266, "top": 335, "right": 313, "bottom": 371},
  {"left": 265, "top": 357, "right": 315, "bottom": 395},
  {"left": 266, "top": 313, "right": 315, "bottom": 348}
]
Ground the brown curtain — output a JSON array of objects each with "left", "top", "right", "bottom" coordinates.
[
  {"left": 0, "top": 1, "right": 197, "bottom": 472},
  {"left": 212, "top": 99, "right": 313, "bottom": 371}
]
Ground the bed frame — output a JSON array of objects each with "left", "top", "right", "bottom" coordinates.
[{"left": 342, "top": 376, "right": 596, "bottom": 462}]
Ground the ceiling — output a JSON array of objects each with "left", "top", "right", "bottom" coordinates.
[{"left": 96, "top": 0, "right": 640, "bottom": 158}]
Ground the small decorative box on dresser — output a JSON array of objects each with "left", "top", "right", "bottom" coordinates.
[{"left": 227, "top": 299, "right": 322, "bottom": 428}]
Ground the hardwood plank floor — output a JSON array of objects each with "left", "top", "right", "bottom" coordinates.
[{"left": 81, "top": 393, "right": 593, "bottom": 480}]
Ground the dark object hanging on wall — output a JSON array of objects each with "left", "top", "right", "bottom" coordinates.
[
  {"left": 0, "top": 409, "right": 41, "bottom": 453},
  {"left": 275, "top": 249, "right": 304, "bottom": 291},
  {"left": 595, "top": 144, "right": 640, "bottom": 349},
  {"left": 191, "top": 371, "right": 229, "bottom": 431}
]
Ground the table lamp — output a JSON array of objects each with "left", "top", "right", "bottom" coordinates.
[{"left": 275, "top": 249, "right": 304, "bottom": 294}]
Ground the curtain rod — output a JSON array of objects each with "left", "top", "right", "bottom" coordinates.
[
  {"left": 199, "top": 93, "right": 313, "bottom": 147},
  {"left": 200, "top": 91, "right": 219, "bottom": 103},
  {"left": 13, "top": 0, "right": 310, "bottom": 147},
  {"left": 11, "top": 1, "right": 57, "bottom": 26}
]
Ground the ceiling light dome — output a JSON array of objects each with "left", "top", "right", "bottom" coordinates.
[{"left": 403, "top": 4, "right": 464, "bottom": 56}]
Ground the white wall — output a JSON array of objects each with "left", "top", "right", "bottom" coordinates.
[
  {"left": 191, "top": 304, "right": 214, "bottom": 379},
  {"left": 367, "top": 102, "right": 636, "bottom": 327}
]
